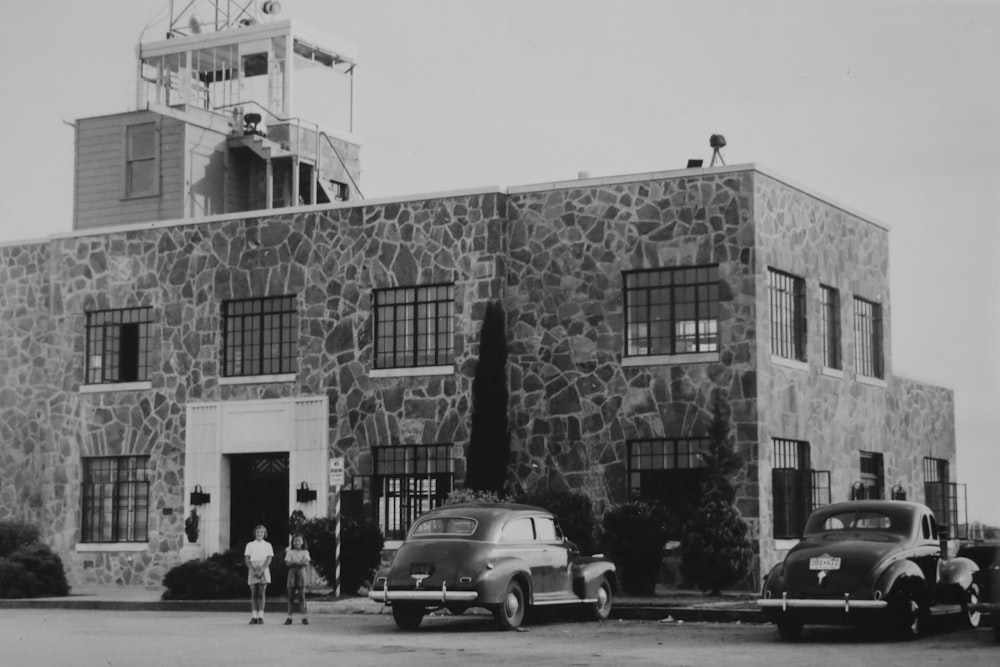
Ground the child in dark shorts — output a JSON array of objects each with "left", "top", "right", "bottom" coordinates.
[{"left": 284, "top": 533, "right": 312, "bottom": 625}]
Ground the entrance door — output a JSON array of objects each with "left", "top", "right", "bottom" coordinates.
[{"left": 229, "top": 453, "right": 290, "bottom": 551}]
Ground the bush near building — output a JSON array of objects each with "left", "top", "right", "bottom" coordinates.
[
  {"left": 290, "top": 512, "right": 384, "bottom": 595},
  {"left": 598, "top": 502, "right": 676, "bottom": 595},
  {"left": 0, "top": 522, "right": 70, "bottom": 598}
]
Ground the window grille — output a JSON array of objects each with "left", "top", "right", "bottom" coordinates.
[
  {"left": 772, "top": 439, "right": 828, "bottom": 539},
  {"left": 373, "top": 444, "right": 454, "bottom": 540},
  {"left": 85, "top": 307, "right": 153, "bottom": 384},
  {"left": 768, "top": 269, "right": 806, "bottom": 361},
  {"left": 859, "top": 451, "right": 885, "bottom": 500},
  {"left": 623, "top": 266, "right": 719, "bottom": 357},
  {"left": 820, "top": 285, "right": 841, "bottom": 369},
  {"left": 81, "top": 456, "right": 150, "bottom": 542},
  {"left": 922, "top": 457, "right": 965, "bottom": 538},
  {"left": 222, "top": 295, "right": 298, "bottom": 377},
  {"left": 374, "top": 284, "right": 454, "bottom": 369},
  {"left": 853, "top": 297, "right": 884, "bottom": 378},
  {"left": 627, "top": 438, "right": 709, "bottom": 515}
]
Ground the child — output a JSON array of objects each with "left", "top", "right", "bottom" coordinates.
[
  {"left": 284, "top": 533, "right": 312, "bottom": 625},
  {"left": 244, "top": 524, "right": 273, "bottom": 625}
]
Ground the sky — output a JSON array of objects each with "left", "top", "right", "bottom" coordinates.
[{"left": 0, "top": 0, "right": 997, "bottom": 524}]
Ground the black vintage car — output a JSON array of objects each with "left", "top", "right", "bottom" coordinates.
[
  {"left": 759, "top": 500, "right": 980, "bottom": 640},
  {"left": 370, "top": 503, "right": 617, "bottom": 631},
  {"left": 967, "top": 543, "right": 1000, "bottom": 642}
]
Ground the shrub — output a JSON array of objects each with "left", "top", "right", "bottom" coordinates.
[
  {"left": 515, "top": 488, "right": 596, "bottom": 554},
  {"left": 0, "top": 558, "right": 40, "bottom": 598},
  {"left": 466, "top": 300, "right": 511, "bottom": 496},
  {"left": 680, "top": 492, "right": 754, "bottom": 595},
  {"left": 161, "top": 548, "right": 289, "bottom": 600},
  {"left": 598, "top": 502, "right": 674, "bottom": 595},
  {"left": 445, "top": 488, "right": 506, "bottom": 505},
  {"left": 294, "top": 516, "right": 384, "bottom": 596},
  {"left": 0, "top": 523, "right": 41, "bottom": 558},
  {"left": 6, "top": 545, "right": 69, "bottom": 597}
]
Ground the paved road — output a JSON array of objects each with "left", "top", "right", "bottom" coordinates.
[{"left": 1, "top": 608, "right": 995, "bottom": 666}]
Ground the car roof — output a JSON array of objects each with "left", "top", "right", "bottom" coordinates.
[
  {"left": 812, "top": 500, "right": 927, "bottom": 515},
  {"left": 419, "top": 502, "right": 550, "bottom": 520}
]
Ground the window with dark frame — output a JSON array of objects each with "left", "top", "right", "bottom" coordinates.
[
  {"left": 85, "top": 307, "right": 153, "bottom": 384},
  {"left": 772, "top": 439, "right": 830, "bottom": 539},
  {"left": 858, "top": 451, "right": 885, "bottom": 500},
  {"left": 820, "top": 285, "right": 841, "bottom": 369},
  {"left": 81, "top": 456, "right": 150, "bottom": 543},
  {"left": 768, "top": 269, "right": 806, "bottom": 361},
  {"left": 623, "top": 265, "right": 719, "bottom": 357},
  {"left": 374, "top": 284, "right": 454, "bottom": 369},
  {"left": 853, "top": 297, "right": 884, "bottom": 378},
  {"left": 922, "top": 457, "right": 960, "bottom": 537},
  {"left": 373, "top": 444, "right": 454, "bottom": 541},
  {"left": 125, "top": 122, "right": 157, "bottom": 197},
  {"left": 627, "top": 438, "right": 709, "bottom": 519},
  {"left": 222, "top": 295, "right": 298, "bottom": 377}
]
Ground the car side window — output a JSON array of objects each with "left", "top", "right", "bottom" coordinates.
[
  {"left": 501, "top": 517, "right": 535, "bottom": 543},
  {"left": 921, "top": 515, "right": 932, "bottom": 540},
  {"left": 534, "top": 516, "right": 558, "bottom": 542},
  {"left": 927, "top": 514, "right": 939, "bottom": 540}
]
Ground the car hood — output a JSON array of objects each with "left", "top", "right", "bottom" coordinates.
[
  {"left": 384, "top": 539, "right": 482, "bottom": 589},
  {"left": 777, "top": 534, "right": 902, "bottom": 598}
]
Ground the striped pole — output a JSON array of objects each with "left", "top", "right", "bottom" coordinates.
[{"left": 334, "top": 484, "right": 341, "bottom": 598}]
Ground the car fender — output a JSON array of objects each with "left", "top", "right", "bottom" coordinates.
[
  {"left": 760, "top": 562, "right": 785, "bottom": 595},
  {"left": 936, "top": 557, "right": 979, "bottom": 603},
  {"left": 475, "top": 556, "right": 532, "bottom": 604},
  {"left": 875, "top": 559, "right": 925, "bottom": 599},
  {"left": 571, "top": 559, "right": 618, "bottom": 599}
]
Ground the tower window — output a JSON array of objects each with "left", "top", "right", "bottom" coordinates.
[{"left": 124, "top": 122, "right": 158, "bottom": 197}]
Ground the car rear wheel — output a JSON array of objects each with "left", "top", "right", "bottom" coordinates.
[
  {"left": 392, "top": 603, "right": 425, "bottom": 630},
  {"left": 776, "top": 617, "right": 803, "bottom": 641},
  {"left": 591, "top": 576, "right": 613, "bottom": 621},
  {"left": 992, "top": 613, "right": 1000, "bottom": 643},
  {"left": 964, "top": 583, "right": 982, "bottom": 628},
  {"left": 494, "top": 580, "right": 526, "bottom": 631}
]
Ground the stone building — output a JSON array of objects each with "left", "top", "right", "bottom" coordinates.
[{"left": 0, "top": 6, "right": 961, "bottom": 589}]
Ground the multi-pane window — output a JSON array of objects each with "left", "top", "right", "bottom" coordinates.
[
  {"left": 125, "top": 122, "right": 157, "bottom": 197},
  {"left": 374, "top": 284, "right": 454, "bottom": 369},
  {"left": 772, "top": 439, "right": 830, "bottom": 539},
  {"left": 854, "top": 451, "right": 885, "bottom": 500},
  {"left": 819, "top": 285, "right": 841, "bottom": 369},
  {"left": 853, "top": 297, "right": 884, "bottom": 378},
  {"left": 222, "top": 295, "right": 298, "bottom": 377},
  {"left": 627, "top": 438, "right": 709, "bottom": 519},
  {"left": 85, "top": 307, "right": 153, "bottom": 384},
  {"left": 373, "top": 444, "right": 454, "bottom": 540},
  {"left": 768, "top": 269, "right": 806, "bottom": 361},
  {"left": 81, "top": 456, "right": 150, "bottom": 543},
  {"left": 922, "top": 457, "right": 960, "bottom": 537},
  {"left": 624, "top": 266, "right": 719, "bottom": 357}
]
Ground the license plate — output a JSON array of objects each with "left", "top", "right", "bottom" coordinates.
[
  {"left": 809, "top": 556, "right": 841, "bottom": 571},
  {"left": 410, "top": 563, "right": 433, "bottom": 576}
]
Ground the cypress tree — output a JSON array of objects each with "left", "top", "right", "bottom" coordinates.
[{"left": 465, "top": 300, "right": 510, "bottom": 495}]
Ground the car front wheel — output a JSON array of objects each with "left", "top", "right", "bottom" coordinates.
[
  {"left": 495, "top": 580, "right": 526, "bottom": 631},
  {"left": 964, "top": 583, "right": 982, "bottom": 628},
  {"left": 893, "top": 590, "right": 924, "bottom": 640},
  {"left": 591, "top": 576, "right": 613, "bottom": 621},
  {"left": 392, "top": 603, "right": 425, "bottom": 630}
]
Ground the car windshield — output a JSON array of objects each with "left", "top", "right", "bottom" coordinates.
[
  {"left": 805, "top": 510, "right": 900, "bottom": 535},
  {"left": 410, "top": 517, "right": 478, "bottom": 537}
]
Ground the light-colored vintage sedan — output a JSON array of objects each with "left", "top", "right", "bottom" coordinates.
[
  {"left": 759, "top": 500, "right": 980, "bottom": 640},
  {"left": 370, "top": 503, "right": 617, "bottom": 631}
]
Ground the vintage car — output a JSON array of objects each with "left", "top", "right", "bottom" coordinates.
[
  {"left": 758, "top": 500, "right": 980, "bottom": 640},
  {"left": 967, "top": 543, "right": 1000, "bottom": 642},
  {"left": 369, "top": 503, "right": 617, "bottom": 631}
]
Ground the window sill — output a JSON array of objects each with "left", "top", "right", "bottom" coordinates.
[
  {"left": 856, "top": 374, "right": 887, "bottom": 388},
  {"left": 75, "top": 542, "right": 148, "bottom": 553},
  {"left": 219, "top": 373, "right": 296, "bottom": 385},
  {"left": 774, "top": 539, "right": 799, "bottom": 551},
  {"left": 80, "top": 381, "right": 153, "bottom": 394},
  {"left": 370, "top": 366, "right": 454, "bottom": 379},
  {"left": 821, "top": 367, "right": 844, "bottom": 379},
  {"left": 770, "top": 356, "right": 809, "bottom": 372},
  {"left": 622, "top": 352, "right": 719, "bottom": 367},
  {"left": 121, "top": 192, "right": 160, "bottom": 201}
]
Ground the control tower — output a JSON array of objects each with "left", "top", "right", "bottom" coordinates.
[{"left": 74, "top": 0, "right": 361, "bottom": 231}]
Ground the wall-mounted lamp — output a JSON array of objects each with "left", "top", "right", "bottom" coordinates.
[
  {"left": 296, "top": 482, "right": 317, "bottom": 503},
  {"left": 890, "top": 484, "right": 907, "bottom": 501},
  {"left": 850, "top": 481, "right": 866, "bottom": 501},
  {"left": 189, "top": 485, "right": 211, "bottom": 506}
]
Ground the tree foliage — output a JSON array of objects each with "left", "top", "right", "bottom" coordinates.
[
  {"left": 680, "top": 387, "right": 753, "bottom": 594},
  {"left": 465, "top": 300, "right": 510, "bottom": 495}
]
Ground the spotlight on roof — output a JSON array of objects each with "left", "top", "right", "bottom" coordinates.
[
  {"left": 262, "top": 1, "right": 282, "bottom": 15},
  {"left": 709, "top": 134, "right": 727, "bottom": 166}
]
